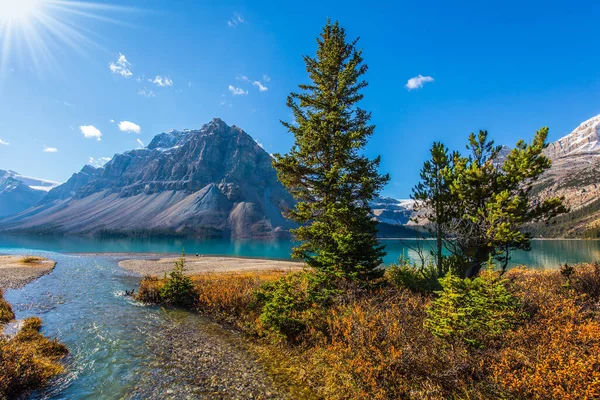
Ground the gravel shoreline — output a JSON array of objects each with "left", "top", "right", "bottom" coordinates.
[
  {"left": 130, "top": 311, "right": 293, "bottom": 399},
  {"left": 119, "top": 256, "right": 304, "bottom": 276},
  {"left": 0, "top": 255, "right": 56, "bottom": 289}
]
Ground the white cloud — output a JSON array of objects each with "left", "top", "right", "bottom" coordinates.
[
  {"left": 252, "top": 81, "right": 268, "bottom": 92},
  {"left": 80, "top": 125, "right": 102, "bottom": 141},
  {"left": 236, "top": 75, "right": 250, "bottom": 82},
  {"left": 150, "top": 75, "right": 173, "bottom": 87},
  {"left": 228, "top": 85, "right": 247, "bottom": 96},
  {"left": 109, "top": 119, "right": 115, "bottom": 123},
  {"left": 88, "top": 157, "right": 111, "bottom": 167},
  {"left": 0, "top": 139, "right": 9, "bottom": 145},
  {"left": 109, "top": 53, "right": 133, "bottom": 78},
  {"left": 118, "top": 121, "right": 141, "bottom": 134},
  {"left": 137, "top": 88, "right": 155, "bottom": 97},
  {"left": 227, "top": 13, "right": 244, "bottom": 27},
  {"left": 43, "top": 146, "right": 58, "bottom": 153},
  {"left": 405, "top": 74, "right": 434, "bottom": 90},
  {"left": 136, "top": 138, "right": 145, "bottom": 148},
  {"left": 263, "top": 74, "right": 271, "bottom": 82},
  {"left": 63, "top": 101, "right": 74, "bottom": 107}
]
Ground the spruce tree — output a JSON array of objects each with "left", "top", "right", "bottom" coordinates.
[
  {"left": 272, "top": 20, "right": 389, "bottom": 282},
  {"left": 411, "top": 142, "right": 457, "bottom": 276}
]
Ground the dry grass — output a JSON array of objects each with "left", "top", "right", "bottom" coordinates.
[
  {"left": 0, "top": 293, "right": 68, "bottom": 399},
  {"left": 0, "top": 291, "right": 14, "bottom": 324},
  {"left": 136, "top": 264, "right": 600, "bottom": 399},
  {"left": 18, "top": 256, "right": 45, "bottom": 264}
]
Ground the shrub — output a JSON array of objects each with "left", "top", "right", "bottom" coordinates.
[
  {"left": 192, "top": 271, "right": 284, "bottom": 326},
  {"left": 0, "top": 317, "right": 68, "bottom": 398},
  {"left": 491, "top": 271, "right": 600, "bottom": 399},
  {"left": 310, "top": 286, "right": 482, "bottom": 399},
  {"left": 159, "top": 253, "right": 196, "bottom": 307},
  {"left": 425, "top": 269, "right": 521, "bottom": 348},
  {"left": 386, "top": 256, "right": 440, "bottom": 292},
  {"left": 571, "top": 262, "right": 600, "bottom": 301},
  {"left": 19, "top": 256, "right": 44, "bottom": 264},
  {"left": 0, "top": 291, "right": 15, "bottom": 323},
  {"left": 254, "top": 271, "right": 334, "bottom": 340},
  {"left": 136, "top": 276, "right": 165, "bottom": 303}
]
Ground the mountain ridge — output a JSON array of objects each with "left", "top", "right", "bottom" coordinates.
[{"left": 0, "top": 119, "right": 295, "bottom": 238}]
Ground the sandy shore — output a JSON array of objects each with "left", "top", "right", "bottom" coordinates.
[
  {"left": 0, "top": 255, "right": 56, "bottom": 289},
  {"left": 119, "top": 255, "right": 304, "bottom": 276}
]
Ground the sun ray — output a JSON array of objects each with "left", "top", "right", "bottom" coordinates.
[{"left": 0, "top": 0, "right": 137, "bottom": 79}]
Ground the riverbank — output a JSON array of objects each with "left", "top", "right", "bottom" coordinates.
[
  {"left": 119, "top": 255, "right": 304, "bottom": 276},
  {"left": 0, "top": 255, "right": 56, "bottom": 289}
]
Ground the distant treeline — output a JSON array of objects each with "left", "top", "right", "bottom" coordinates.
[
  {"left": 94, "top": 227, "right": 224, "bottom": 239},
  {"left": 527, "top": 197, "right": 600, "bottom": 238}
]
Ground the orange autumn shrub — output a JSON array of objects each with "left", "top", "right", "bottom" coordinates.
[
  {"left": 192, "top": 271, "right": 286, "bottom": 327},
  {"left": 308, "top": 287, "right": 487, "bottom": 399},
  {"left": 492, "top": 268, "right": 600, "bottom": 399},
  {"left": 0, "top": 317, "right": 68, "bottom": 399}
]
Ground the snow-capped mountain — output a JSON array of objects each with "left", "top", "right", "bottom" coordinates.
[
  {"left": 532, "top": 114, "right": 600, "bottom": 236},
  {"left": 0, "top": 170, "right": 58, "bottom": 217},
  {"left": 370, "top": 196, "right": 415, "bottom": 226},
  {"left": 545, "top": 115, "right": 600, "bottom": 159}
]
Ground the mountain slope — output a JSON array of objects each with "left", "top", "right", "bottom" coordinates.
[
  {"left": 0, "top": 170, "right": 49, "bottom": 218},
  {"left": 0, "top": 119, "right": 295, "bottom": 238},
  {"left": 530, "top": 114, "right": 600, "bottom": 237}
]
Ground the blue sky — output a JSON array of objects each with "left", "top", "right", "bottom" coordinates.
[{"left": 0, "top": 0, "right": 599, "bottom": 198}]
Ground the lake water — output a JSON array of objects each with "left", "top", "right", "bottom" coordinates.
[{"left": 1, "top": 235, "right": 600, "bottom": 269}]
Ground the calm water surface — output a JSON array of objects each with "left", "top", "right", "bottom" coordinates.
[
  {"left": 1, "top": 235, "right": 600, "bottom": 268},
  {"left": 2, "top": 236, "right": 600, "bottom": 398}
]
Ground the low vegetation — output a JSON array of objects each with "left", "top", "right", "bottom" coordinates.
[
  {"left": 19, "top": 256, "right": 45, "bottom": 264},
  {"left": 135, "top": 262, "right": 600, "bottom": 399},
  {"left": 0, "top": 291, "right": 68, "bottom": 399}
]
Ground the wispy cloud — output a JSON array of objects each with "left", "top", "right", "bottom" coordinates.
[
  {"left": 137, "top": 88, "right": 155, "bottom": 97},
  {"left": 0, "top": 139, "right": 9, "bottom": 145},
  {"left": 109, "top": 119, "right": 115, "bottom": 123},
  {"left": 263, "top": 74, "right": 271, "bottom": 82},
  {"left": 136, "top": 139, "right": 145, "bottom": 148},
  {"left": 118, "top": 121, "right": 141, "bottom": 134},
  {"left": 405, "top": 74, "right": 434, "bottom": 90},
  {"left": 150, "top": 75, "right": 173, "bottom": 87},
  {"left": 252, "top": 81, "right": 268, "bottom": 92},
  {"left": 228, "top": 85, "right": 248, "bottom": 96},
  {"left": 43, "top": 146, "right": 58, "bottom": 153},
  {"left": 63, "top": 101, "right": 75, "bottom": 108},
  {"left": 88, "top": 157, "right": 111, "bottom": 167},
  {"left": 109, "top": 53, "right": 133, "bottom": 78},
  {"left": 236, "top": 75, "right": 250, "bottom": 83},
  {"left": 80, "top": 125, "right": 102, "bottom": 141},
  {"left": 227, "top": 13, "right": 244, "bottom": 27}
]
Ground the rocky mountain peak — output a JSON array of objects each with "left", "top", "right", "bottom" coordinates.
[
  {"left": 0, "top": 119, "right": 294, "bottom": 238},
  {"left": 545, "top": 114, "right": 600, "bottom": 160}
]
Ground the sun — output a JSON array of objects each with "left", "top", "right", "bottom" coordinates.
[
  {"left": 0, "top": 0, "right": 43, "bottom": 21},
  {"left": 0, "top": 0, "right": 134, "bottom": 79}
]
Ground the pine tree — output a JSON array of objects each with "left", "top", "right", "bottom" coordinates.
[
  {"left": 411, "top": 142, "right": 457, "bottom": 276},
  {"left": 450, "top": 128, "right": 567, "bottom": 277},
  {"left": 272, "top": 20, "right": 389, "bottom": 282}
]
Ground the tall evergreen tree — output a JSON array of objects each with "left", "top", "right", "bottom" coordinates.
[
  {"left": 272, "top": 20, "right": 389, "bottom": 282},
  {"left": 411, "top": 142, "right": 457, "bottom": 276}
]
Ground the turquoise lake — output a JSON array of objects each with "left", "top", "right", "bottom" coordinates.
[{"left": 1, "top": 235, "right": 600, "bottom": 269}]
